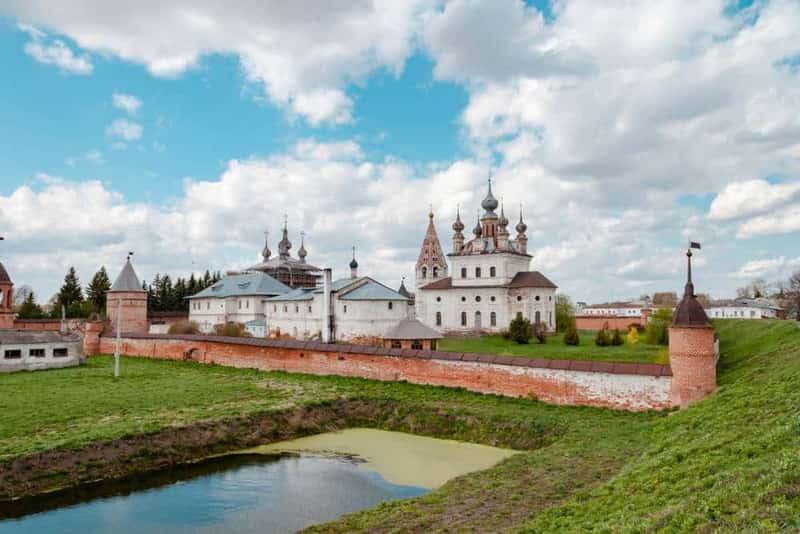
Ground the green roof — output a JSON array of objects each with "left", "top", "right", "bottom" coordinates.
[
  {"left": 265, "top": 276, "right": 408, "bottom": 302},
  {"left": 187, "top": 272, "right": 290, "bottom": 299}
]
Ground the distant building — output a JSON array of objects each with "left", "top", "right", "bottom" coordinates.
[
  {"left": 187, "top": 271, "right": 290, "bottom": 333},
  {"left": 382, "top": 318, "right": 443, "bottom": 350},
  {"left": 266, "top": 256, "right": 409, "bottom": 342},
  {"left": 415, "top": 181, "right": 558, "bottom": 334},
  {"left": 247, "top": 220, "right": 322, "bottom": 289},
  {"left": 0, "top": 330, "right": 83, "bottom": 373},
  {"left": 579, "top": 301, "right": 648, "bottom": 318},
  {"left": 705, "top": 299, "right": 784, "bottom": 320}
]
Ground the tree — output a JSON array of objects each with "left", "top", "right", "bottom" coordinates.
[
  {"left": 611, "top": 329, "right": 624, "bottom": 346},
  {"left": 789, "top": 270, "right": 800, "bottom": 321},
  {"left": 563, "top": 324, "right": 580, "bottom": 346},
  {"left": 627, "top": 326, "right": 639, "bottom": 345},
  {"left": 86, "top": 266, "right": 111, "bottom": 312},
  {"left": 652, "top": 292, "right": 678, "bottom": 307},
  {"left": 54, "top": 267, "right": 83, "bottom": 315},
  {"left": 594, "top": 328, "right": 611, "bottom": 347},
  {"left": 645, "top": 307, "right": 672, "bottom": 345},
  {"left": 508, "top": 313, "right": 532, "bottom": 344},
  {"left": 555, "top": 294, "right": 576, "bottom": 332},
  {"left": 17, "top": 291, "right": 45, "bottom": 319}
]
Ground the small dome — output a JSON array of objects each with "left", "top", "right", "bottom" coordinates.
[
  {"left": 499, "top": 204, "right": 509, "bottom": 227},
  {"left": 481, "top": 180, "right": 499, "bottom": 212},
  {"left": 516, "top": 209, "right": 527, "bottom": 234},
  {"left": 297, "top": 232, "right": 307, "bottom": 262},
  {"left": 349, "top": 257, "right": 358, "bottom": 269},
  {"left": 472, "top": 219, "right": 483, "bottom": 237},
  {"left": 452, "top": 208, "right": 465, "bottom": 232}
]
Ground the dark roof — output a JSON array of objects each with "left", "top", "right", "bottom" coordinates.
[
  {"left": 508, "top": 271, "right": 558, "bottom": 289},
  {"left": 0, "top": 262, "right": 11, "bottom": 284},
  {"left": 0, "top": 330, "right": 81, "bottom": 344},
  {"left": 420, "top": 271, "right": 557, "bottom": 291},
  {"left": 383, "top": 319, "right": 443, "bottom": 340},
  {"left": 672, "top": 282, "right": 711, "bottom": 328},
  {"left": 110, "top": 260, "right": 145, "bottom": 292}
]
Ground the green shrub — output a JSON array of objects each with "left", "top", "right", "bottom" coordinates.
[
  {"left": 555, "top": 294, "right": 576, "bottom": 332},
  {"left": 508, "top": 313, "right": 532, "bottom": 344},
  {"left": 645, "top": 308, "right": 672, "bottom": 345},
  {"left": 563, "top": 327, "right": 580, "bottom": 346},
  {"left": 168, "top": 320, "right": 201, "bottom": 335},
  {"left": 594, "top": 328, "right": 611, "bottom": 347},
  {"left": 611, "top": 329, "right": 624, "bottom": 346},
  {"left": 533, "top": 322, "right": 547, "bottom": 344}
]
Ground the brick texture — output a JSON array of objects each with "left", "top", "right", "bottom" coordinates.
[
  {"left": 668, "top": 325, "right": 717, "bottom": 407},
  {"left": 106, "top": 292, "right": 148, "bottom": 334},
  {"left": 575, "top": 315, "right": 645, "bottom": 331},
  {"left": 98, "top": 334, "right": 674, "bottom": 412}
]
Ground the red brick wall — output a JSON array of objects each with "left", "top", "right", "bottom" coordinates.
[
  {"left": 575, "top": 315, "right": 644, "bottom": 331},
  {"left": 13, "top": 319, "right": 87, "bottom": 331},
  {"left": 98, "top": 335, "right": 673, "bottom": 411},
  {"left": 106, "top": 292, "right": 148, "bottom": 334},
  {"left": 668, "top": 325, "right": 717, "bottom": 408}
]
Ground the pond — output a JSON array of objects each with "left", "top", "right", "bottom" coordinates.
[{"left": 0, "top": 429, "right": 517, "bottom": 534}]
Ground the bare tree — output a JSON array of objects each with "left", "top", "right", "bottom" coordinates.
[{"left": 789, "top": 270, "right": 800, "bottom": 321}]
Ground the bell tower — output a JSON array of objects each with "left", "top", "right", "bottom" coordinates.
[{"left": 415, "top": 209, "right": 448, "bottom": 290}]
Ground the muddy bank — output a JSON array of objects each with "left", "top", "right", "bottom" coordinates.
[{"left": 0, "top": 398, "right": 553, "bottom": 505}]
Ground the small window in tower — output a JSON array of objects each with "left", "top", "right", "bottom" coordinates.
[
  {"left": 475, "top": 267, "right": 481, "bottom": 278},
  {"left": 388, "top": 302, "right": 393, "bottom": 310},
  {"left": 490, "top": 266, "right": 496, "bottom": 277},
  {"left": 433, "top": 267, "right": 438, "bottom": 277},
  {"left": 516, "top": 296, "right": 522, "bottom": 302},
  {"left": 461, "top": 268, "right": 467, "bottom": 278},
  {"left": 422, "top": 267, "right": 427, "bottom": 279}
]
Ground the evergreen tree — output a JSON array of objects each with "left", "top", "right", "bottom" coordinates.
[
  {"left": 17, "top": 291, "right": 45, "bottom": 319},
  {"left": 202, "top": 270, "right": 211, "bottom": 288},
  {"left": 86, "top": 266, "right": 111, "bottom": 312},
  {"left": 55, "top": 267, "right": 83, "bottom": 313},
  {"left": 187, "top": 273, "right": 197, "bottom": 296},
  {"left": 508, "top": 313, "right": 532, "bottom": 344}
]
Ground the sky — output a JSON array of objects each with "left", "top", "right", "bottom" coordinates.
[{"left": 0, "top": 0, "right": 799, "bottom": 303}]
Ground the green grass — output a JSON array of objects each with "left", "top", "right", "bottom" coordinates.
[
  {"left": 2, "top": 319, "right": 799, "bottom": 532},
  {"left": 439, "top": 331, "right": 666, "bottom": 363}
]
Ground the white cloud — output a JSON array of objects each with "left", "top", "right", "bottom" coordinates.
[
  {"left": 733, "top": 256, "right": 800, "bottom": 279},
  {"left": 112, "top": 93, "right": 142, "bottom": 115},
  {"left": 708, "top": 179, "right": 800, "bottom": 220},
  {"left": 23, "top": 35, "right": 93, "bottom": 75},
  {"left": 736, "top": 203, "right": 800, "bottom": 239},
  {"left": 7, "top": 1, "right": 432, "bottom": 125},
  {"left": 105, "top": 118, "right": 143, "bottom": 141}
]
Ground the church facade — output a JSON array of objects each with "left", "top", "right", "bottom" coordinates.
[{"left": 415, "top": 182, "right": 558, "bottom": 334}]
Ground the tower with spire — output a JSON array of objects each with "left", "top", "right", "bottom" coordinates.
[
  {"left": 414, "top": 208, "right": 448, "bottom": 291},
  {"left": 107, "top": 254, "right": 148, "bottom": 334}
]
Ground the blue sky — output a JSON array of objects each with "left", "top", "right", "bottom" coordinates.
[{"left": 1, "top": 1, "right": 799, "bottom": 302}]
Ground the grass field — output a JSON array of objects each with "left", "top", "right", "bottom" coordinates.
[
  {"left": 2, "top": 319, "right": 799, "bottom": 532},
  {"left": 439, "top": 330, "right": 666, "bottom": 363}
]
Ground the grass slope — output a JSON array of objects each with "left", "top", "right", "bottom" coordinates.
[{"left": 439, "top": 332, "right": 665, "bottom": 363}]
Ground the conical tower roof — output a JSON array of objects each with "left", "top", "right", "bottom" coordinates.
[
  {"left": 110, "top": 258, "right": 145, "bottom": 292},
  {"left": 0, "top": 262, "right": 11, "bottom": 284},
  {"left": 416, "top": 211, "right": 447, "bottom": 270},
  {"left": 672, "top": 249, "right": 710, "bottom": 327}
]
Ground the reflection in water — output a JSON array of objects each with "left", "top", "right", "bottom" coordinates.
[{"left": 0, "top": 455, "right": 427, "bottom": 534}]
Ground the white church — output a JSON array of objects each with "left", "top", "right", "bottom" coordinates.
[{"left": 414, "top": 181, "right": 558, "bottom": 334}]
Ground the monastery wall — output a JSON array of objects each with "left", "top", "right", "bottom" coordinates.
[
  {"left": 97, "top": 333, "right": 673, "bottom": 411},
  {"left": 575, "top": 315, "right": 646, "bottom": 331}
]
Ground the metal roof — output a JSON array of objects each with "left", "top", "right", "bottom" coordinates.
[
  {"left": 110, "top": 259, "right": 145, "bottom": 292},
  {"left": 187, "top": 272, "right": 290, "bottom": 299},
  {"left": 266, "top": 287, "right": 315, "bottom": 302},
  {"left": 419, "top": 271, "right": 557, "bottom": 290},
  {"left": 383, "top": 318, "right": 442, "bottom": 340},
  {"left": 266, "top": 276, "right": 408, "bottom": 302},
  {"left": 0, "top": 330, "right": 81, "bottom": 344}
]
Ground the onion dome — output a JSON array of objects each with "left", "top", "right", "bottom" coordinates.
[
  {"left": 472, "top": 214, "right": 483, "bottom": 237},
  {"left": 297, "top": 232, "right": 307, "bottom": 264},
  {"left": 481, "top": 179, "right": 499, "bottom": 212},
  {"left": 499, "top": 202, "right": 509, "bottom": 228},
  {"left": 349, "top": 246, "right": 358, "bottom": 269},
  {"left": 452, "top": 205, "right": 465, "bottom": 233},
  {"left": 278, "top": 217, "right": 292, "bottom": 259},
  {"left": 261, "top": 231, "right": 271, "bottom": 261},
  {"left": 516, "top": 206, "right": 527, "bottom": 234}
]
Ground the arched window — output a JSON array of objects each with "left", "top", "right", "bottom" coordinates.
[
  {"left": 421, "top": 266, "right": 427, "bottom": 279},
  {"left": 490, "top": 312, "right": 497, "bottom": 327},
  {"left": 388, "top": 302, "right": 393, "bottom": 310},
  {"left": 490, "top": 266, "right": 496, "bottom": 277},
  {"left": 436, "top": 311, "right": 442, "bottom": 326},
  {"left": 433, "top": 266, "right": 439, "bottom": 277},
  {"left": 475, "top": 311, "right": 482, "bottom": 328},
  {"left": 461, "top": 311, "right": 467, "bottom": 326}
]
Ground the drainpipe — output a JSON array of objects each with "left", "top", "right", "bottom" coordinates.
[{"left": 322, "top": 268, "right": 333, "bottom": 343}]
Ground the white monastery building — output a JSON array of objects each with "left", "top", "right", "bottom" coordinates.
[
  {"left": 705, "top": 298, "right": 784, "bottom": 319},
  {"left": 578, "top": 302, "right": 648, "bottom": 317},
  {"left": 415, "top": 181, "right": 558, "bottom": 334}
]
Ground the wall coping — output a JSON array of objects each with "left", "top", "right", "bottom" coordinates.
[{"left": 102, "top": 332, "right": 673, "bottom": 377}]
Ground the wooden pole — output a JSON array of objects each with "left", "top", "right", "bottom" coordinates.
[{"left": 114, "top": 297, "right": 122, "bottom": 378}]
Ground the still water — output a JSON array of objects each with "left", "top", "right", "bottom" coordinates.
[{"left": 0, "top": 429, "right": 517, "bottom": 534}]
